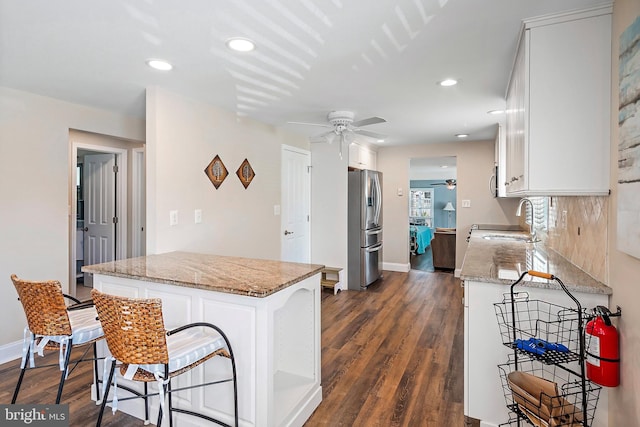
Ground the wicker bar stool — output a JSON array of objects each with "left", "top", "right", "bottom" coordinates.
[
  {"left": 91, "top": 289, "right": 238, "bottom": 427},
  {"left": 11, "top": 274, "right": 104, "bottom": 404}
]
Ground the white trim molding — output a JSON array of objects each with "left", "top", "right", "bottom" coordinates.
[
  {"left": 383, "top": 262, "right": 411, "bottom": 273},
  {"left": 0, "top": 340, "right": 22, "bottom": 365}
]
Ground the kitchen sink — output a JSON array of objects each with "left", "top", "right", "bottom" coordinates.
[{"left": 482, "top": 234, "right": 531, "bottom": 242}]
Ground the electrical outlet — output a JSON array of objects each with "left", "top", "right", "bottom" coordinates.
[
  {"left": 170, "top": 210, "right": 178, "bottom": 226},
  {"left": 194, "top": 209, "right": 202, "bottom": 224},
  {"left": 462, "top": 200, "right": 471, "bottom": 208}
]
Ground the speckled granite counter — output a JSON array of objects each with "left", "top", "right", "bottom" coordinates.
[
  {"left": 461, "top": 229, "right": 611, "bottom": 295},
  {"left": 82, "top": 251, "right": 325, "bottom": 298}
]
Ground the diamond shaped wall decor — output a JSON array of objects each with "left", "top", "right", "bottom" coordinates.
[
  {"left": 236, "top": 158, "right": 255, "bottom": 189},
  {"left": 204, "top": 155, "right": 228, "bottom": 189}
]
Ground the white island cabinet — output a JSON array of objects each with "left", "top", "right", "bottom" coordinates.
[
  {"left": 83, "top": 251, "right": 324, "bottom": 427},
  {"left": 504, "top": 5, "right": 612, "bottom": 196}
]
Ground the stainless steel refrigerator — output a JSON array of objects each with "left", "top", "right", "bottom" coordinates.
[{"left": 348, "top": 169, "right": 383, "bottom": 290}]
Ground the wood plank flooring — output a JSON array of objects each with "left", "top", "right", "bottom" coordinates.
[{"left": 0, "top": 270, "right": 464, "bottom": 426}]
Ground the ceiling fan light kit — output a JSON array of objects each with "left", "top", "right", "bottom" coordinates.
[
  {"left": 289, "top": 110, "right": 387, "bottom": 158},
  {"left": 433, "top": 179, "right": 457, "bottom": 190}
]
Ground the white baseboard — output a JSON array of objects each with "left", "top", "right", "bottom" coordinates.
[
  {"left": 480, "top": 422, "right": 499, "bottom": 427},
  {"left": 383, "top": 262, "right": 410, "bottom": 273},
  {"left": 0, "top": 340, "right": 23, "bottom": 364}
]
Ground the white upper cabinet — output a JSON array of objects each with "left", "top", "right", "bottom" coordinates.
[
  {"left": 504, "top": 5, "right": 612, "bottom": 196},
  {"left": 349, "top": 142, "right": 377, "bottom": 170}
]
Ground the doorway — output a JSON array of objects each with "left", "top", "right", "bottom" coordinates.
[
  {"left": 69, "top": 133, "right": 144, "bottom": 298},
  {"left": 409, "top": 156, "right": 457, "bottom": 272}
]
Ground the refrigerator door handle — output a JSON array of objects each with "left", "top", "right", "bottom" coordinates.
[
  {"left": 374, "top": 173, "right": 382, "bottom": 225},
  {"left": 365, "top": 229, "right": 383, "bottom": 235},
  {"left": 365, "top": 243, "right": 383, "bottom": 253}
]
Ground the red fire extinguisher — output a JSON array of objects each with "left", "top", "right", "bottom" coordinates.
[{"left": 585, "top": 306, "right": 621, "bottom": 387}]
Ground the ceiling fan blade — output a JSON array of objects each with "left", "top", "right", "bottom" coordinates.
[
  {"left": 309, "top": 130, "right": 336, "bottom": 143},
  {"left": 288, "top": 121, "right": 332, "bottom": 128},
  {"left": 352, "top": 116, "right": 386, "bottom": 127},
  {"left": 355, "top": 129, "right": 387, "bottom": 139}
]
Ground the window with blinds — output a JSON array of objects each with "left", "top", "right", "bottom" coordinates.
[{"left": 525, "top": 197, "right": 548, "bottom": 232}]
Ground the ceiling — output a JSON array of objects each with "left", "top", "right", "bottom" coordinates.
[{"left": 0, "top": 0, "right": 606, "bottom": 146}]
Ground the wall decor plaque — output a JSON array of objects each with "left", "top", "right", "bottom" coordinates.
[
  {"left": 204, "top": 155, "right": 228, "bottom": 189},
  {"left": 236, "top": 158, "right": 256, "bottom": 189},
  {"left": 618, "top": 16, "right": 640, "bottom": 259}
]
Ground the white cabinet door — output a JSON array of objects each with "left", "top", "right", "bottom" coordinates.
[
  {"left": 504, "top": 6, "right": 611, "bottom": 196},
  {"left": 348, "top": 143, "right": 377, "bottom": 170},
  {"left": 348, "top": 143, "right": 360, "bottom": 168}
]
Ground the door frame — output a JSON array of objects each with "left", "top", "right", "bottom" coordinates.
[
  {"left": 280, "top": 144, "right": 311, "bottom": 262},
  {"left": 131, "top": 147, "right": 146, "bottom": 258},
  {"left": 69, "top": 142, "right": 128, "bottom": 294}
]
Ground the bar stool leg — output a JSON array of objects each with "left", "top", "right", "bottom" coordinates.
[
  {"left": 11, "top": 344, "right": 30, "bottom": 404},
  {"left": 96, "top": 359, "right": 116, "bottom": 427},
  {"left": 93, "top": 342, "right": 101, "bottom": 403},
  {"left": 56, "top": 341, "right": 74, "bottom": 404}
]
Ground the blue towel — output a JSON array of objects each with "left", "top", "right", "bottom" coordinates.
[{"left": 412, "top": 226, "right": 433, "bottom": 255}]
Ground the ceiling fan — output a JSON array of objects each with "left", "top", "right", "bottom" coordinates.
[
  {"left": 289, "top": 111, "right": 386, "bottom": 158},
  {"left": 433, "top": 179, "right": 457, "bottom": 190}
]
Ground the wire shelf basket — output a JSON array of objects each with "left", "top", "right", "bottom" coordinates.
[
  {"left": 494, "top": 293, "right": 586, "bottom": 365},
  {"left": 498, "top": 356, "right": 601, "bottom": 427}
]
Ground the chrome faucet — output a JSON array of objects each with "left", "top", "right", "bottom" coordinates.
[{"left": 516, "top": 198, "right": 540, "bottom": 243}]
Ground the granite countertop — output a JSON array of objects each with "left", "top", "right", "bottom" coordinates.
[
  {"left": 82, "top": 251, "right": 325, "bottom": 298},
  {"left": 461, "top": 229, "right": 612, "bottom": 295}
]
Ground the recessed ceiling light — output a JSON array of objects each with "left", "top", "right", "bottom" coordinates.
[
  {"left": 146, "top": 59, "right": 173, "bottom": 71},
  {"left": 441, "top": 165, "right": 449, "bottom": 168},
  {"left": 455, "top": 134, "right": 469, "bottom": 138},
  {"left": 226, "top": 38, "right": 256, "bottom": 52},
  {"left": 487, "top": 109, "right": 505, "bottom": 115},
  {"left": 377, "top": 139, "right": 385, "bottom": 143},
  {"left": 439, "top": 78, "right": 458, "bottom": 87}
]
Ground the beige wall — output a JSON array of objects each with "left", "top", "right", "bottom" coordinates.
[
  {"left": 608, "top": 0, "right": 640, "bottom": 424},
  {"left": 145, "top": 86, "right": 308, "bottom": 258},
  {"left": 0, "top": 87, "right": 145, "bottom": 347},
  {"left": 377, "top": 139, "right": 521, "bottom": 271}
]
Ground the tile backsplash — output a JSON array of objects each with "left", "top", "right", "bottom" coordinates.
[{"left": 544, "top": 196, "right": 608, "bottom": 283}]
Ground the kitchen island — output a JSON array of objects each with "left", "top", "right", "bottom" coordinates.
[
  {"left": 461, "top": 229, "right": 612, "bottom": 427},
  {"left": 83, "top": 251, "right": 325, "bottom": 427}
]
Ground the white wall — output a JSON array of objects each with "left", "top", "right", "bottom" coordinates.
[
  {"left": 608, "top": 1, "right": 640, "bottom": 424},
  {"left": 377, "top": 139, "right": 520, "bottom": 272},
  {"left": 0, "top": 86, "right": 145, "bottom": 347},
  {"left": 310, "top": 142, "right": 348, "bottom": 272},
  {"left": 145, "top": 87, "right": 308, "bottom": 258}
]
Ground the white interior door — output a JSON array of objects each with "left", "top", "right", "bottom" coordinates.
[
  {"left": 281, "top": 146, "right": 311, "bottom": 263},
  {"left": 83, "top": 153, "right": 116, "bottom": 269}
]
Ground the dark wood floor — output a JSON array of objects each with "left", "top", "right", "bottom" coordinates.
[{"left": 1, "top": 270, "right": 464, "bottom": 426}]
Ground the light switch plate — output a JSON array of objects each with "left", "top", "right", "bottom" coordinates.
[
  {"left": 462, "top": 200, "right": 471, "bottom": 208},
  {"left": 170, "top": 210, "right": 178, "bottom": 226}
]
